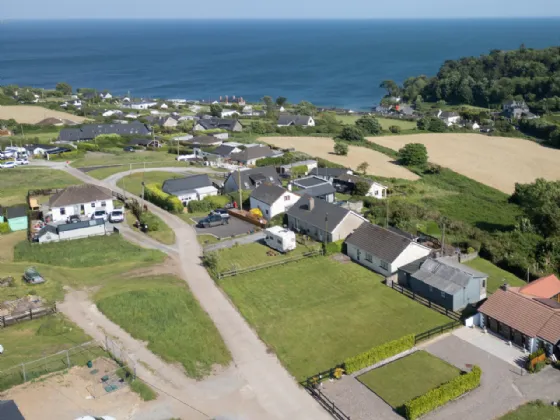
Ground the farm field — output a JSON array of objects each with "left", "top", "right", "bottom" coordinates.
[
  {"left": 261, "top": 136, "right": 419, "bottom": 180},
  {"left": 358, "top": 350, "right": 460, "bottom": 409},
  {"left": 221, "top": 256, "right": 448, "bottom": 379},
  {"left": 336, "top": 115, "right": 417, "bottom": 130},
  {"left": 368, "top": 133, "right": 560, "bottom": 193},
  {"left": 0, "top": 105, "right": 87, "bottom": 124},
  {"left": 464, "top": 257, "right": 527, "bottom": 294},
  {"left": 499, "top": 401, "right": 560, "bottom": 420}
]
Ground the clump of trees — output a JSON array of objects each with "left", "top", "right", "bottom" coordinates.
[
  {"left": 337, "top": 126, "right": 364, "bottom": 142},
  {"left": 355, "top": 115, "right": 383, "bottom": 135},
  {"left": 417, "top": 117, "right": 447, "bottom": 133},
  {"left": 334, "top": 142, "right": 348, "bottom": 156},
  {"left": 398, "top": 143, "right": 428, "bottom": 167}
]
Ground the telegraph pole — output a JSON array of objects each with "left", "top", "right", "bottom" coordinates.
[{"left": 237, "top": 169, "right": 242, "bottom": 209}]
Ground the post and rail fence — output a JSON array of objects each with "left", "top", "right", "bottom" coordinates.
[
  {"left": 0, "top": 304, "right": 57, "bottom": 328},
  {"left": 414, "top": 321, "right": 462, "bottom": 344}
]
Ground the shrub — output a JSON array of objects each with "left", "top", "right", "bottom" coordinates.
[
  {"left": 398, "top": 143, "right": 428, "bottom": 167},
  {"left": 389, "top": 125, "right": 401, "bottom": 134},
  {"left": 139, "top": 212, "right": 161, "bottom": 232},
  {"left": 187, "top": 200, "right": 212, "bottom": 213},
  {"left": 323, "top": 239, "right": 345, "bottom": 256},
  {"left": 0, "top": 222, "right": 10, "bottom": 234},
  {"left": 269, "top": 212, "right": 286, "bottom": 227},
  {"left": 337, "top": 126, "right": 365, "bottom": 142},
  {"left": 344, "top": 335, "right": 415, "bottom": 374},
  {"left": 188, "top": 195, "right": 230, "bottom": 213},
  {"left": 355, "top": 115, "right": 383, "bottom": 135},
  {"left": 404, "top": 366, "right": 481, "bottom": 420},
  {"left": 144, "top": 183, "right": 183, "bottom": 213},
  {"left": 202, "top": 252, "right": 219, "bottom": 275},
  {"left": 334, "top": 142, "right": 349, "bottom": 156},
  {"left": 48, "top": 150, "right": 84, "bottom": 160},
  {"left": 77, "top": 142, "right": 100, "bottom": 152}
]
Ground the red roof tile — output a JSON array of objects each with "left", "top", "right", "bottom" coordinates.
[{"left": 519, "top": 275, "right": 560, "bottom": 299}]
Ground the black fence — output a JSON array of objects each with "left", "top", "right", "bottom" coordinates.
[
  {"left": 414, "top": 321, "right": 461, "bottom": 344},
  {"left": 302, "top": 380, "right": 351, "bottom": 420}
]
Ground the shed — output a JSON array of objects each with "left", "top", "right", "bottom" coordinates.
[{"left": 6, "top": 205, "right": 28, "bottom": 232}]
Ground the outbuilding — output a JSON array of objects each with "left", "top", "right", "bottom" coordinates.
[{"left": 6, "top": 206, "right": 28, "bottom": 232}]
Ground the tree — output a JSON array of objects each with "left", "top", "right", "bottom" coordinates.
[
  {"left": 398, "top": 143, "right": 428, "bottom": 167},
  {"left": 379, "top": 80, "right": 401, "bottom": 97},
  {"left": 55, "top": 82, "right": 72, "bottom": 95},
  {"left": 389, "top": 125, "right": 401, "bottom": 134},
  {"left": 357, "top": 161, "right": 369, "bottom": 174},
  {"left": 276, "top": 96, "right": 287, "bottom": 107},
  {"left": 354, "top": 180, "right": 371, "bottom": 196},
  {"left": 209, "top": 104, "right": 223, "bottom": 117},
  {"left": 355, "top": 115, "right": 382, "bottom": 135},
  {"left": 428, "top": 118, "right": 447, "bottom": 133},
  {"left": 293, "top": 101, "right": 316, "bottom": 116},
  {"left": 337, "top": 126, "right": 364, "bottom": 142},
  {"left": 334, "top": 142, "right": 349, "bottom": 156},
  {"left": 18, "top": 90, "right": 36, "bottom": 103}
]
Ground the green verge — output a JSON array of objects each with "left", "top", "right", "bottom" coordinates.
[{"left": 499, "top": 401, "right": 560, "bottom": 420}]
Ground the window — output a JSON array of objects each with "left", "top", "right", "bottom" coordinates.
[
  {"left": 101, "top": 201, "right": 107, "bottom": 207},
  {"left": 60, "top": 207, "right": 66, "bottom": 215},
  {"left": 91, "top": 202, "right": 96, "bottom": 208},
  {"left": 482, "top": 279, "right": 486, "bottom": 288},
  {"left": 441, "top": 291, "right": 446, "bottom": 298},
  {"left": 380, "top": 261, "right": 389, "bottom": 270},
  {"left": 284, "top": 195, "right": 290, "bottom": 201},
  {"left": 365, "top": 253, "right": 373, "bottom": 262},
  {"left": 265, "top": 209, "right": 269, "bottom": 215}
]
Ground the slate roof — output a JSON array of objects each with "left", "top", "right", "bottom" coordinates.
[
  {"left": 229, "top": 145, "right": 277, "bottom": 162},
  {"left": 210, "top": 144, "right": 237, "bottom": 157},
  {"left": 301, "top": 183, "right": 336, "bottom": 198},
  {"left": 518, "top": 275, "right": 560, "bottom": 299},
  {"left": 294, "top": 176, "right": 328, "bottom": 188},
  {"left": 196, "top": 118, "right": 239, "bottom": 131},
  {"left": 58, "top": 218, "right": 105, "bottom": 232},
  {"left": 287, "top": 195, "right": 351, "bottom": 233},
  {"left": 346, "top": 222, "right": 415, "bottom": 263},
  {"left": 189, "top": 136, "right": 223, "bottom": 146},
  {"left": 49, "top": 184, "right": 113, "bottom": 207},
  {"left": 439, "top": 111, "right": 459, "bottom": 119},
  {"left": 6, "top": 205, "right": 27, "bottom": 219},
  {"left": 277, "top": 115, "right": 313, "bottom": 126},
  {"left": 58, "top": 121, "right": 150, "bottom": 141},
  {"left": 228, "top": 166, "right": 282, "bottom": 191},
  {"left": 334, "top": 173, "right": 374, "bottom": 186},
  {"left": 162, "top": 174, "right": 212, "bottom": 195},
  {"left": 0, "top": 400, "right": 25, "bottom": 420},
  {"left": 310, "top": 167, "right": 351, "bottom": 178},
  {"left": 250, "top": 183, "right": 288, "bottom": 205},
  {"left": 399, "top": 257, "right": 429, "bottom": 275}
]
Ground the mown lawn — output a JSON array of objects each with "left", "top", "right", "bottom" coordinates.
[
  {"left": 336, "top": 115, "right": 417, "bottom": 130},
  {"left": 358, "top": 350, "right": 460, "bottom": 409},
  {"left": 499, "top": 401, "right": 560, "bottom": 420},
  {"left": 71, "top": 151, "right": 180, "bottom": 168},
  {"left": 116, "top": 170, "right": 189, "bottom": 196},
  {"left": 86, "top": 161, "right": 189, "bottom": 180},
  {"left": 198, "top": 234, "right": 220, "bottom": 246},
  {"left": 464, "top": 257, "right": 526, "bottom": 294},
  {"left": 96, "top": 276, "right": 231, "bottom": 379},
  {"left": 221, "top": 257, "right": 449, "bottom": 379}
]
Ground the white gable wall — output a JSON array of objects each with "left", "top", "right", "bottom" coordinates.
[
  {"left": 391, "top": 243, "right": 432, "bottom": 272},
  {"left": 51, "top": 199, "right": 114, "bottom": 222},
  {"left": 250, "top": 191, "right": 299, "bottom": 220}
]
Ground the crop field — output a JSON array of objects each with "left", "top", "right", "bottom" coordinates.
[
  {"left": 0, "top": 105, "right": 87, "bottom": 124},
  {"left": 261, "top": 136, "right": 419, "bottom": 180},
  {"left": 368, "top": 133, "right": 560, "bottom": 193}
]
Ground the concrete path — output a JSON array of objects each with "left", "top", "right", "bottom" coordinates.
[
  {"left": 204, "top": 232, "right": 266, "bottom": 252},
  {"left": 39, "top": 161, "right": 329, "bottom": 420}
]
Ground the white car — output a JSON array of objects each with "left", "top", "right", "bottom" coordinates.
[
  {"left": 15, "top": 158, "right": 29, "bottom": 165},
  {"left": 91, "top": 210, "right": 108, "bottom": 221},
  {"left": 109, "top": 209, "right": 124, "bottom": 223},
  {"left": 0, "top": 161, "right": 16, "bottom": 169}
]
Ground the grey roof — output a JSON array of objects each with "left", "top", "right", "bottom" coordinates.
[
  {"left": 277, "top": 114, "right": 313, "bottom": 126},
  {"left": 230, "top": 146, "right": 277, "bottom": 162},
  {"left": 0, "top": 400, "right": 25, "bottom": 420},
  {"left": 58, "top": 218, "right": 105, "bottom": 232},
  {"left": 128, "top": 138, "right": 159, "bottom": 146},
  {"left": 250, "top": 183, "right": 288, "bottom": 205},
  {"left": 293, "top": 176, "right": 328, "bottom": 188},
  {"left": 387, "top": 226, "right": 416, "bottom": 240},
  {"left": 439, "top": 111, "right": 459, "bottom": 119},
  {"left": 228, "top": 166, "right": 282, "bottom": 191},
  {"left": 310, "top": 167, "right": 351, "bottom": 178},
  {"left": 301, "top": 183, "right": 336, "bottom": 198},
  {"left": 196, "top": 118, "right": 239, "bottom": 131},
  {"left": 345, "top": 222, "right": 414, "bottom": 263},
  {"left": 162, "top": 174, "right": 212, "bottom": 195},
  {"left": 334, "top": 173, "right": 373, "bottom": 186},
  {"left": 211, "top": 144, "right": 237, "bottom": 157},
  {"left": 58, "top": 121, "right": 150, "bottom": 141},
  {"left": 435, "top": 256, "right": 488, "bottom": 278},
  {"left": 399, "top": 257, "right": 429, "bottom": 275},
  {"left": 24, "top": 143, "right": 57, "bottom": 152},
  {"left": 6, "top": 205, "right": 27, "bottom": 219},
  {"left": 49, "top": 184, "right": 113, "bottom": 207},
  {"left": 287, "top": 195, "right": 350, "bottom": 233}
]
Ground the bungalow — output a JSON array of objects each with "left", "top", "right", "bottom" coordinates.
[
  {"left": 194, "top": 118, "right": 242, "bottom": 132},
  {"left": 36, "top": 218, "right": 107, "bottom": 243},
  {"left": 309, "top": 167, "right": 353, "bottom": 183},
  {"left": 24, "top": 144, "right": 58, "bottom": 156},
  {"left": 48, "top": 184, "right": 114, "bottom": 222},
  {"left": 224, "top": 166, "right": 282, "bottom": 193},
  {"left": 478, "top": 275, "right": 560, "bottom": 354},
  {"left": 286, "top": 195, "right": 366, "bottom": 243},
  {"left": 58, "top": 121, "right": 151, "bottom": 142},
  {"left": 250, "top": 183, "right": 299, "bottom": 220},
  {"left": 292, "top": 176, "right": 336, "bottom": 203},
  {"left": 279, "top": 160, "right": 318, "bottom": 176},
  {"left": 437, "top": 110, "right": 461, "bottom": 126},
  {"left": 398, "top": 256, "right": 488, "bottom": 311},
  {"left": 346, "top": 222, "right": 431, "bottom": 277},
  {"left": 333, "top": 174, "right": 387, "bottom": 199},
  {"left": 128, "top": 138, "right": 162, "bottom": 148},
  {"left": 197, "top": 143, "right": 242, "bottom": 160},
  {"left": 151, "top": 116, "right": 178, "bottom": 128},
  {"left": 187, "top": 136, "right": 224, "bottom": 147},
  {"left": 221, "top": 109, "right": 240, "bottom": 118},
  {"left": 123, "top": 100, "right": 158, "bottom": 110},
  {"left": 162, "top": 174, "right": 218, "bottom": 205},
  {"left": 277, "top": 115, "right": 315, "bottom": 127},
  {"left": 229, "top": 145, "right": 281, "bottom": 166},
  {"left": 6, "top": 206, "right": 28, "bottom": 232}
]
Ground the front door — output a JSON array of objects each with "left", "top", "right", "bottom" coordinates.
[{"left": 356, "top": 249, "right": 361, "bottom": 261}]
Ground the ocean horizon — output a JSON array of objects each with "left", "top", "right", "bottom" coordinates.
[{"left": 1, "top": 18, "right": 560, "bottom": 109}]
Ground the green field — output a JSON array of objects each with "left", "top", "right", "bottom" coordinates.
[
  {"left": 358, "top": 350, "right": 460, "bottom": 409},
  {"left": 336, "top": 115, "right": 417, "bottom": 130},
  {"left": 86, "top": 161, "right": 190, "bottom": 180},
  {"left": 499, "top": 401, "right": 560, "bottom": 420},
  {"left": 117, "top": 170, "right": 189, "bottom": 196},
  {"left": 464, "top": 257, "right": 526, "bottom": 294},
  {"left": 71, "top": 151, "right": 181, "bottom": 168},
  {"left": 96, "top": 276, "right": 231, "bottom": 379},
  {"left": 125, "top": 211, "right": 176, "bottom": 245},
  {"left": 0, "top": 168, "right": 81, "bottom": 206},
  {"left": 221, "top": 257, "right": 449, "bottom": 379}
]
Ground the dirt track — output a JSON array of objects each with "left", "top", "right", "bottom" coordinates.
[
  {"left": 260, "top": 136, "right": 419, "bottom": 180},
  {"left": 0, "top": 105, "right": 86, "bottom": 124},
  {"left": 368, "top": 133, "right": 560, "bottom": 193}
]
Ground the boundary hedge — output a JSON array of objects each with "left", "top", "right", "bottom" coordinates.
[
  {"left": 344, "top": 335, "right": 415, "bottom": 374},
  {"left": 144, "top": 183, "right": 183, "bottom": 213},
  {"left": 404, "top": 365, "right": 481, "bottom": 420},
  {"left": 323, "top": 239, "right": 345, "bottom": 256}
]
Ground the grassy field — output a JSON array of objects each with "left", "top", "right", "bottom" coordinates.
[
  {"left": 96, "top": 275, "right": 231, "bottom": 379},
  {"left": 85, "top": 161, "right": 190, "bottom": 180},
  {"left": 358, "top": 350, "right": 460, "bottom": 409},
  {"left": 198, "top": 234, "right": 220, "bottom": 246},
  {"left": 0, "top": 168, "right": 81, "bottom": 206},
  {"left": 336, "top": 115, "right": 417, "bottom": 130},
  {"left": 464, "top": 257, "right": 526, "bottom": 294},
  {"left": 71, "top": 151, "right": 181, "bottom": 168},
  {"left": 221, "top": 257, "right": 449, "bottom": 379},
  {"left": 117, "top": 170, "right": 188, "bottom": 196},
  {"left": 0, "top": 105, "right": 87, "bottom": 124},
  {"left": 125, "top": 211, "right": 176, "bottom": 245},
  {"left": 499, "top": 401, "right": 560, "bottom": 420}
]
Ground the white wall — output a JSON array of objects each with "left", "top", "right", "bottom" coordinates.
[
  {"left": 346, "top": 242, "right": 392, "bottom": 277},
  {"left": 392, "top": 243, "right": 432, "bottom": 271},
  {"left": 250, "top": 191, "right": 298, "bottom": 220},
  {"left": 331, "top": 212, "right": 366, "bottom": 242},
  {"left": 367, "top": 184, "right": 387, "bottom": 199},
  {"left": 51, "top": 199, "right": 114, "bottom": 222}
]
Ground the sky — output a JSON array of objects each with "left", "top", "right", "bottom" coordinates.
[{"left": 3, "top": 0, "right": 560, "bottom": 19}]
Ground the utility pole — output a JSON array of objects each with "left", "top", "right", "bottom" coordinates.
[
  {"left": 324, "top": 213, "right": 329, "bottom": 247},
  {"left": 237, "top": 169, "right": 242, "bottom": 210},
  {"left": 141, "top": 181, "right": 146, "bottom": 210}
]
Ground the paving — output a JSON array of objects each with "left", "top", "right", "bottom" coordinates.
[
  {"left": 193, "top": 216, "right": 259, "bottom": 239},
  {"left": 204, "top": 231, "right": 267, "bottom": 252}
]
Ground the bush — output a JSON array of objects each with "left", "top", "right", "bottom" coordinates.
[
  {"left": 139, "top": 212, "right": 161, "bottom": 232},
  {"left": 144, "top": 183, "right": 183, "bottom": 213},
  {"left": 48, "top": 150, "right": 84, "bottom": 160},
  {"left": 337, "top": 126, "right": 365, "bottom": 142},
  {"left": 404, "top": 366, "right": 481, "bottom": 420},
  {"left": 398, "top": 143, "right": 428, "bottom": 167},
  {"left": 323, "top": 239, "right": 344, "bottom": 256},
  {"left": 355, "top": 116, "right": 383, "bottom": 135},
  {"left": 334, "top": 142, "right": 349, "bottom": 156},
  {"left": 344, "top": 335, "right": 415, "bottom": 374},
  {"left": 0, "top": 222, "right": 10, "bottom": 234},
  {"left": 269, "top": 212, "right": 286, "bottom": 227},
  {"left": 188, "top": 195, "right": 230, "bottom": 213},
  {"left": 77, "top": 142, "right": 100, "bottom": 152},
  {"left": 389, "top": 125, "right": 402, "bottom": 134},
  {"left": 202, "top": 252, "right": 219, "bottom": 275}
]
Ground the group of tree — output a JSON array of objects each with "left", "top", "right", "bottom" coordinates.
[{"left": 398, "top": 143, "right": 428, "bottom": 167}]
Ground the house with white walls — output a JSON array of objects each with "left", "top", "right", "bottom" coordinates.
[
  {"left": 48, "top": 184, "right": 114, "bottom": 222},
  {"left": 250, "top": 184, "right": 299, "bottom": 220}
]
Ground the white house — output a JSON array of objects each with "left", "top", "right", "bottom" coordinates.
[
  {"left": 99, "top": 92, "right": 112, "bottom": 100},
  {"left": 277, "top": 115, "right": 315, "bottom": 127},
  {"left": 124, "top": 101, "right": 158, "bottom": 110},
  {"left": 250, "top": 184, "right": 299, "bottom": 220},
  {"left": 160, "top": 103, "right": 169, "bottom": 109},
  {"left": 48, "top": 184, "right": 114, "bottom": 222},
  {"left": 333, "top": 174, "right": 387, "bottom": 199},
  {"left": 162, "top": 174, "right": 217, "bottom": 206},
  {"left": 437, "top": 110, "right": 461, "bottom": 126},
  {"left": 345, "top": 222, "right": 431, "bottom": 277},
  {"left": 221, "top": 109, "right": 240, "bottom": 118}
]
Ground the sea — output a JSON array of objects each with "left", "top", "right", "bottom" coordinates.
[{"left": 1, "top": 19, "right": 560, "bottom": 110}]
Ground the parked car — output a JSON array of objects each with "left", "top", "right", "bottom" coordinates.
[
  {"left": 15, "top": 158, "right": 29, "bottom": 165},
  {"left": 209, "top": 208, "right": 231, "bottom": 219},
  {"left": 197, "top": 213, "right": 229, "bottom": 228},
  {"left": 109, "top": 209, "right": 124, "bottom": 223},
  {"left": 91, "top": 210, "right": 108, "bottom": 221},
  {"left": 67, "top": 215, "right": 81, "bottom": 223},
  {"left": 0, "top": 161, "right": 16, "bottom": 169},
  {"left": 23, "top": 267, "right": 46, "bottom": 284},
  {"left": 123, "top": 146, "right": 135, "bottom": 152}
]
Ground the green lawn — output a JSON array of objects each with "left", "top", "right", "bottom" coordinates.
[
  {"left": 198, "top": 234, "right": 220, "bottom": 246},
  {"left": 125, "top": 211, "right": 176, "bottom": 246},
  {"left": 336, "top": 115, "right": 417, "bottom": 130},
  {"left": 71, "top": 151, "right": 180, "bottom": 168},
  {"left": 117, "top": 170, "right": 189, "bottom": 196},
  {"left": 0, "top": 168, "right": 81, "bottom": 206},
  {"left": 86, "top": 161, "right": 190, "bottom": 180},
  {"left": 96, "top": 276, "right": 231, "bottom": 379},
  {"left": 358, "top": 350, "right": 461, "bottom": 409},
  {"left": 221, "top": 257, "right": 449, "bottom": 379},
  {"left": 464, "top": 257, "right": 526, "bottom": 294},
  {"left": 499, "top": 401, "right": 560, "bottom": 420}
]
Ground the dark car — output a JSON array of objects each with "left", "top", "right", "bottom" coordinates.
[
  {"left": 209, "top": 208, "right": 231, "bottom": 219},
  {"left": 198, "top": 213, "right": 229, "bottom": 228},
  {"left": 123, "top": 146, "right": 135, "bottom": 152}
]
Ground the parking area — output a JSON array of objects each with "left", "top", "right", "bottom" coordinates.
[{"left": 193, "top": 216, "right": 258, "bottom": 238}]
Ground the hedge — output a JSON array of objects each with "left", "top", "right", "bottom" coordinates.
[
  {"left": 144, "top": 183, "right": 183, "bottom": 213},
  {"left": 344, "top": 335, "right": 415, "bottom": 374},
  {"left": 0, "top": 222, "right": 10, "bottom": 234},
  {"left": 77, "top": 142, "right": 100, "bottom": 152},
  {"left": 323, "top": 239, "right": 345, "bottom": 256},
  {"left": 187, "top": 195, "right": 231, "bottom": 213},
  {"left": 404, "top": 366, "right": 481, "bottom": 420}
]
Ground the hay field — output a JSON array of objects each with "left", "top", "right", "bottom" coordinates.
[
  {"left": 261, "top": 136, "right": 419, "bottom": 180},
  {"left": 368, "top": 133, "right": 560, "bottom": 193},
  {"left": 0, "top": 105, "right": 86, "bottom": 124}
]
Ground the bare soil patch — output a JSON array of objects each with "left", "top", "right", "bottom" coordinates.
[
  {"left": 368, "top": 133, "right": 560, "bottom": 193},
  {"left": 260, "top": 136, "right": 419, "bottom": 180},
  {"left": 0, "top": 105, "right": 86, "bottom": 124},
  {"left": 122, "top": 257, "right": 181, "bottom": 278}
]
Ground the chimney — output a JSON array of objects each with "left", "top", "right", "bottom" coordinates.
[
  {"left": 501, "top": 283, "right": 509, "bottom": 291},
  {"left": 307, "top": 197, "right": 315, "bottom": 211},
  {"left": 287, "top": 183, "right": 292, "bottom": 192}
]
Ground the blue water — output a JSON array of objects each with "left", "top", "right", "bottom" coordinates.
[{"left": 1, "top": 19, "right": 560, "bottom": 110}]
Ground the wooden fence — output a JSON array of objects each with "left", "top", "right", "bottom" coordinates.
[
  {"left": 1, "top": 304, "right": 57, "bottom": 328},
  {"left": 389, "top": 282, "right": 462, "bottom": 322},
  {"left": 301, "top": 377, "right": 351, "bottom": 420},
  {"left": 414, "top": 321, "right": 462, "bottom": 344}
]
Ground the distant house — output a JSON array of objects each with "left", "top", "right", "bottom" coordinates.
[
  {"left": 57, "top": 121, "right": 151, "bottom": 142},
  {"left": 48, "top": 184, "right": 114, "bottom": 222},
  {"left": 437, "top": 110, "right": 461, "bottom": 126},
  {"left": 36, "top": 218, "right": 107, "bottom": 243},
  {"left": 250, "top": 183, "right": 299, "bottom": 220},
  {"left": 333, "top": 174, "right": 387, "bottom": 199},
  {"left": 221, "top": 109, "right": 240, "bottom": 118},
  {"left": 197, "top": 143, "right": 242, "bottom": 160},
  {"left": 162, "top": 174, "right": 218, "bottom": 205},
  {"left": 128, "top": 138, "right": 162, "bottom": 148},
  {"left": 277, "top": 115, "right": 315, "bottom": 127},
  {"left": 279, "top": 160, "right": 318, "bottom": 176},
  {"left": 374, "top": 105, "right": 392, "bottom": 114},
  {"left": 396, "top": 104, "right": 414, "bottom": 116},
  {"left": 6, "top": 206, "right": 28, "bottom": 232},
  {"left": 242, "top": 105, "right": 253, "bottom": 115},
  {"left": 501, "top": 100, "right": 538, "bottom": 119},
  {"left": 292, "top": 176, "right": 336, "bottom": 203},
  {"left": 224, "top": 166, "right": 282, "bottom": 193},
  {"left": 99, "top": 92, "right": 112, "bottom": 100},
  {"left": 346, "top": 222, "right": 431, "bottom": 277},
  {"left": 287, "top": 195, "right": 366, "bottom": 243},
  {"left": 123, "top": 100, "right": 158, "bottom": 110},
  {"left": 194, "top": 118, "right": 242, "bottom": 132},
  {"left": 0, "top": 400, "right": 25, "bottom": 420},
  {"left": 24, "top": 144, "right": 58, "bottom": 156},
  {"left": 156, "top": 116, "right": 179, "bottom": 128},
  {"left": 398, "top": 256, "right": 488, "bottom": 311},
  {"left": 465, "top": 121, "right": 481, "bottom": 130},
  {"left": 229, "top": 145, "right": 281, "bottom": 166},
  {"left": 503, "top": 100, "right": 529, "bottom": 112},
  {"left": 187, "top": 136, "right": 224, "bottom": 147},
  {"left": 309, "top": 167, "right": 353, "bottom": 183}
]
